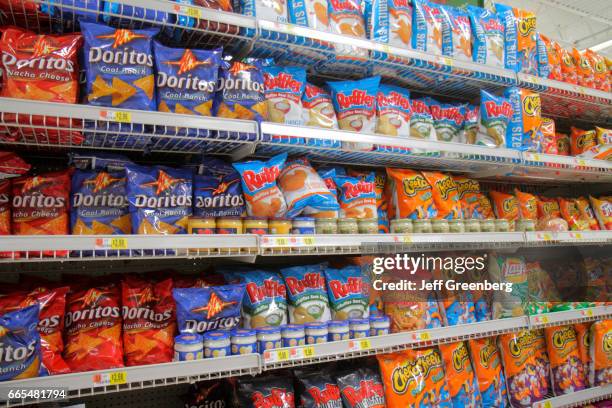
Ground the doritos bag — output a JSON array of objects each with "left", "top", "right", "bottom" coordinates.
[
  {"left": 540, "top": 117, "right": 558, "bottom": 154},
  {"left": 0, "top": 28, "right": 82, "bottom": 103},
  {"left": 184, "top": 380, "right": 233, "bottom": 408},
  {"left": 333, "top": 173, "right": 377, "bottom": 219},
  {"left": 515, "top": 189, "right": 537, "bottom": 220},
  {"left": 409, "top": 98, "right": 436, "bottom": 141},
  {"left": 467, "top": 6, "right": 504, "bottom": 68},
  {"left": 324, "top": 266, "right": 369, "bottom": 320},
  {"left": 575, "top": 322, "right": 593, "bottom": 387},
  {"left": 421, "top": 171, "right": 462, "bottom": 220},
  {"left": 237, "top": 375, "right": 295, "bottom": 408},
  {"left": 153, "top": 41, "right": 220, "bottom": 116},
  {"left": 572, "top": 48, "right": 595, "bottom": 89},
  {"left": 125, "top": 164, "right": 192, "bottom": 235},
  {"left": 576, "top": 196, "right": 600, "bottom": 230},
  {"left": 559, "top": 47, "right": 578, "bottom": 84},
  {"left": 280, "top": 264, "right": 331, "bottom": 324},
  {"left": 586, "top": 49, "right": 611, "bottom": 92},
  {"left": 81, "top": 22, "right": 158, "bottom": 110},
  {"left": 469, "top": 337, "right": 508, "bottom": 407},
  {"left": 0, "top": 287, "right": 69, "bottom": 376},
  {"left": 295, "top": 368, "right": 342, "bottom": 408},
  {"left": 439, "top": 342, "right": 482, "bottom": 408},
  {"left": 335, "top": 366, "right": 386, "bottom": 408},
  {"left": 386, "top": 168, "right": 437, "bottom": 220},
  {"left": 375, "top": 85, "right": 411, "bottom": 138},
  {"left": 174, "top": 285, "right": 245, "bottom": 334},
  {"left": 478, "top": 89, "right": 513, "bottom": 147},
  {"left": 122, "top": 275, "right": 176, "bottom": 366},
  {"left": 192, "top": 156, "right": 245, "bottom": 218},
  {"left": 412, "top": 0, "right": 445, "bottom": 55},
  {"left": 504, "top": 87, "right": 542, "bottom": 152},
  {"left": 279, "top": 157, "right": 339, "bottom": 217},
  {"left": 263, "top": 65, "right": 307, "bottom": 128},
  {"left": 428, "top": 98, "right": 466, "bottom": 143},
  {"left": 453, "top": 176, "right": 493, "bottom": 219},
  {"left": 0, "top": 151, "right": 31, "bottom": 177},
  {"left": 377, "top": 348, "right": 451, "bottom": 407},
  {"left": 64, "top": 283, "right": 124, "bottom": 372},
  {"left": 71, "top": 169, "right": 131, "bottom": 235},
  {"left": 490, "top": 190, "right": 518, "bottom": 226},
  {"left": 233, "top": 153, "right": 288, "bottom": 218},
  {"left": 559, "top": 197, "right": 590, "bottom": 231},
  {"left": 214, "top": 58, "right": 268, "bottom": 122},
  {"left": 570, "top": 126, "right": 597, "bottom": 156},
  {"left": 544, "top": 325, "right": 587, "bottom": 396},
  {"left": 0, "top": 305, "right": 40, "bottom": 381},
  {"left": 589, "top": 196, "right": 612, "bottom": 230},
  {"left": 589, "top": 320, "right": 612, "bottom": 387},
  {"left": 0, "top": 180, "right": 11, "bottom": 254}
]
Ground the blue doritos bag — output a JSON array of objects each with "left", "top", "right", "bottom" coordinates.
[
  {"left": 193, "top": 158, "right": 245, "bottom": 218},
  {"left": 40, "top": 0, "right": 100, "bottom": 22},
  {"left": 153, "top": 41, "right": 221, "bottom": 116},
  {"left": 81, "top": 21, "right": 158, "bottom": 111},
  {"left": 71, "top": 169, "right": 131, "bottom": 235},
  {"left": 280, "top": 264, "right": 332, "bottom": 324},
  {"left": 174, "top": 285, "right": 246, "bottom": 334},
  {"left": 467, "top": 6, "right": 504, "bottom": 68},
  {"left": 69, "top": 152, "right": 133, "bottom": 171},
  {"left": 324, "top": 266, "right": 369, "bottom": 320},
  {"left": 223, "top": 270, "right": 288, "bottom": 328},
  {"left": 0, "top": 305, "right": 41, "bottom": 381},
  {"left": 214, "top": 58, "right": 267, "bottom": 122},
  {"left": 102, "top": 1, "right": 168, "bottom": 24},
  {"left": 125, "top": 164, "right": 192, "bottom": 234}
]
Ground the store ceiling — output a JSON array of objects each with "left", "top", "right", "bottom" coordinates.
[{"left": 497, "top": 0, "right": 612, "bottom": 56}]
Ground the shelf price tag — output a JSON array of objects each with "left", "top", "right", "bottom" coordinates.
[
  {"left": 348, "top": 339, "right": 371, "bottom": 352},
  {"left": 535, "top": 232, "right": 553, "bottom": 241},
  {"left": 274, "top": 237, "right": 289, "bottom": 246},
  {"left": 581, "top": 309, "right": 594, "bottom": 318},
  {"left": 525, "top": 152, "right": 542, "bottom": 162},
  {"left": 574, "top": 158, "right": 587, "bottom": 167},
  {"left": 412, "top": 331, "right": 431, "bottom": 341},
  {"left": 100, "top": 110, "right": 132, "bottom": 123},
  {"left": 569, "top": 232, "right": 583, "bottom": 240},
  {"left": 290, "top": 346, "right": 315, "bottom": 359},
  {"left": 93, "top": 371, "right": 127, "bottom": 386},
  {"left": 535, "top": 315, "right": 549, "bottom": 325},
  {"left": 173, "top": 4, "right": 202, "bottom": 18},
  {"left": 264, "top": 349, "right": 290, "bottom": 363},
  {"left": 95, "top": 237, "right": 128, "bottom": 250},
  {"left": 296, "top": 236, "right": 316, "bottom": 246}
]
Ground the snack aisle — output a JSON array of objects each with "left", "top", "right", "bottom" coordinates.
[{"left": 0, "top": 0, "right": 610, "bottom": 407}]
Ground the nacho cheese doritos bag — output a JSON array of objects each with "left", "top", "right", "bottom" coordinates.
[
  {"left": 386, "top": 168, "right": 437, "bottom": 220},
  {"left": 0, "top": 305, "right": 41, "bottom": 381},
  {"left": 81, "top": 22, "right": 158, "bottom": 110}
]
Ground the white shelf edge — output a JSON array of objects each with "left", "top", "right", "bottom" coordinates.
[
  {"left": 517, "top": 73, "right": 612, "bottom": 102},
  {"left": 530, "top": 306, "right": 612, "bottom": 328},
  {"left": 524, "top": 231, "right": 612, "bottom": 245},
  {"left": 532, "top": 385, "right": 612, "bottom": 408}
]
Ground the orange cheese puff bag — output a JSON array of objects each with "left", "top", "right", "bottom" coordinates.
[
  {"left": 570, "top": 126, "right": 597, "bottom": 156},
  {"left": 532, "top": 329, "right": 551, "bottom": 392},
  {"left": 589, "top": 196, "right": 612, "bottom": 230},
  {"left": 514, "top": 189, "right": 537, "bottom": 220},
  {"left": 539, "top": 34, "right": 562, "bottom": 81},
  {"left": 572, "top": 48, "right": 595, "bottom": 88},
  {"left": 575, "top": 196, "right": 600, "bottom": 230},
  {"left": 537, "top": 196, "right": 561, "bottom": 219},
  {"left": 556, "top": 132, "right": 570, "bottom": 155},
  {"left": 468, "top": 337, "right": 508, "bottom": 407},
  {"left": 452, "top": 176, "right": 492, "bottom": 219},
  {"left": 377, "top": 348, "right": 452, "bottom": 407},
  {"left": 544, "top": 325, "right": 587, "bottom": 396},
  {"left": 558, "top": 198, "right": 590, "bottom": 231},
  {"left": 439, "top": 342, "right": 482, "bottom": 407},
  {"left": 574, "top": 322, "right": 593, "bottom": 387},
  {"left": 489, "top": 190, "right": 518, "bottom": 226},
  {"left": 559, "top": 47, "right": 578, "bottom": 84},
  {"left": 586, "top": 49, "right": 611, "bottom": 92},
  {"left": 540, "top": 117, "right": 558, "bottom": 155},
  {"left": 595, "top": 126, "right": 612, "bottom": 145},
  {"left": 385, "top": 168, "right": 437, "bottom": 220},
  {"left": 589, "top": 320, "right": 612, "bottom": 387},
  {"left": 421, "top": 171, "right": 462, "bottom": 220}
]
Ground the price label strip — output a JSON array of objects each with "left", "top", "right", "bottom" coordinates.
[
  {"left": 535, "top": 315, "right": 549, "bottom": 325},
  {"left": 100, "top": 110, "right": 132, "bottom": 123},
  {"left": 411, "top": 331, "right": 431, "bottom": 342},
  {"left": 264, "top": 346, "right": 315, "bottom": 363},
  {"left": 95, "top": 237, "right": 128, "bottom": 250},
  {"left": 93, "top": 371, "right": 127, "bottom": 386},
  {"left": 173, "top": 4, "right": 202, "bottom": 18},
  {"left": 580, "top": 309, "right": 594, "bottom": 318},
  {"left": 348, "top": 339, "right": 371, "bottom": 352},
  {"left": 535, "top": 232, "right": 554, "bottom": 242}
]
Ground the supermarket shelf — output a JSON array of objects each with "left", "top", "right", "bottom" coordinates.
[
  {"left": 515, "top": 152, "right": 612, "bottom": 183},
  {"left": 262, "top": 316, "right": 529, "bottom": 370},
  {"left": 530, "top": 306, "right": 612, "bottom": 329},
  {"left": 524, "top": 231, "right": 612, "bottom": 247},
  {"left": 532, "top": 385, "right": 612, "bottom": 408},
  {"left": 0, "top": 354, "right": 260, "bottom": 407}
]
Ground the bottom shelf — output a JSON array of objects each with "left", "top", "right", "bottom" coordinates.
[{"left": 534, "top": 385, "right": 612, "bottom": 408}]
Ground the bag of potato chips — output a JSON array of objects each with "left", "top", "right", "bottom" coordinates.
[
  {"left": 327, "top": 0, "right": 367, "bottom": 58},
  {"left": 467, "top": 6, "right": 504, "bottom": 68},
  {"left": 280, "top": 264, "right": 331, "bottom": 324},
  {"left": 537, "top": 33, "right": 562, "bottom": 81},
  {"left": 489, "top": 254, "right": 528, "bottom": 319},
  {"left": 439, "top": 342, "right": 482, "bottom": 408},
  {"left": 412, "top": 0, "right": 446, "bottom": 56},
  {"left": 428, "top": 98, "right": 466, "bottom": 143},
  {"left": 0, "top": 305, "right": 40, "bottom": 381},
  {"left": 478, "top": 90, "right": 513, "bottom": 147},
  {"left": 302, "top": 83, "right": 338, "bottom": 130},
  {"left": 422, "top": 171, "right": 462, "bottom": 220},
  {"left": 375, "top": 85, "right": 411, "bottom": 138},
  {"left": 409, "top": 98, "right": 436, "bottom": 141},
  {"left": 334, "top": 173, "right": 377, "bottom": 219},
  {"left": 544, "top": 325, "right": 587, "bottom": 396},
  {"left": 263, "top": 65, "right": 307, "bottom": 128},
  {"left": 462, "top": 104, "right": 479, "bottom": 144},
  {"left": 589, "top": 196, "right": 612, "bottom": 230},
  {"left": 288, "top": 0, "right": 329, "bottom": 31},
  {"left": 385, "top": 168, "right": 437, "bottom": 220},
  {"left": 324, "top": 266, "right": 369, "bottom": 320}
]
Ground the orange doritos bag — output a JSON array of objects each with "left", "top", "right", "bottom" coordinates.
[
  {"left": 489, "top": 190, "right": 518, "bottom": 225},
  {"left": 559, "top": 47, "right": 578, "bottom": 84},
  {"left": 556, "top": 132, "right": 570, "bottom": 156},
  {"left": 377, "top": 348, "right": 452, "bottom": 407},
  {"left": 541, "top": 117, "right": 558, "bottom": 155},
  {"left": 537, "top": 196, "right": 561, "bottom": 219},
  {"left": 421, "top": 171, "right": 462, "bottom": 220},
  {"left": 558, "top": 197, "right": 590, "bottom": 231},
  {"left": 385, "top": 168, "right": 438, "bottom": 220},
  {"left": 544, "top": 325, "right": 587, "bottom": 396},
  {"left": 122, "top": 275, "right": 176, "bottom": 366},
  {"left": 589, "top": 320, "right": 612, "bottom": 387},
  {"left": 575, "top": 322, "right": 593, "bottom": 387},
  {"left": 539, "top": 34, "right": 562, "bottom": 81},
  {"left": 572, "top": 48, "right": 595, "bottom": 89},
  {"left": 515, "top": 189, "right": 537, "bottom": 220},
  {"left": 468, "top": 337, "right": 508, "bottom": 407},
  {"left": 586, "top": 49, "right": 611, "bottom": 92},
  {"left": 570, "top": 127, "right": 597, "bottom": 156},
  {"left": 589, "top": 196, "right": 612, "bottom": 230},
  {"left": 63, "top": 283, "right": 124, "bottom": 372},
  {"left": 576, "top": 196, "right": 600, "bottom": 230},
  {"left": 439, "top": 342, "right": 481, "bottom": 407}
]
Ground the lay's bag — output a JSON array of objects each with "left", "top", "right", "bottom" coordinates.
[
  {"left": 0, "top": 305, "right": 40, "bottom": 381},
  {"left": 81, "top": 22, "right": 158, "bottom": 110},
  {"left": 386, "top": 168, "right": 437, "bottom": 220},
  {"left": 324, "top": 266, "right": 369, "bottom": 320},
  {"left": 421, "top": 171, "right": 461, "bottom": 220},
  {"left": 489, "top": 254, "right": 528, "bottom": 319},
  {"left": 504, "top": 87, "right": 542, "bottom": 152},
  {"left": 439, "top": 342, "right": 482, "bottom": 408},
  {"left": 334, "top": 173, "right": 377, "bottom": 219},
  {"left": 280, "top": 264, "right": 332, "bottom": 324}
]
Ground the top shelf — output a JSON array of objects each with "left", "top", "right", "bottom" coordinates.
[{"left": 1, "top": 0, "right": 611, "bottom": 125}]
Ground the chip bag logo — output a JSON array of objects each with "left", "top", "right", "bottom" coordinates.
[
  {"left": 378, "top": 91, "right": 411, "bottom": 110},
  {"left": 502, "top": 259, "right": 524, "bottom": 279},
  {"left": 329, "top": 0, "right": 359, "bottom": 12},
  {"left": 542, "top": 201, "right": 558, "bottom": 215},
  {"left": 518, "top": 17, "right": 536, "bottom": 37},
  {"left": 328, "top": 277, "right": 364, "bottom": 301},
  {"left": 479, "top": 342, "right": 496, "bottom": 368},
  {"left": 305, "top": 84, "right": 327, "bottom": 99},
  {"left": 0, "top": 336, "right": 37, "bottom": 363},
  {"left": 90, "top": 29, "right": 153, "bottom": 66},
  {"left": 285, "top": 273, "right": 325, "bottom": 296},
  {"left": 522, "top": 95, "right": 541, "bottom": 117},
  {"left": 552, "top": 327, "right": 575, "bottom": 350},
  {"left": 336, "top": 90, "right": 375, "bottom": 110},
  {"left": 603, "top": 332, "right": 612, "bottom": 353},
  {"left": 402, "top": 175, "right": 429, "bottom": 197},
  {"left": 483, "top": 18, "right": 503, "bottom": 32},
  {"left": 135, "top": 170, "right": 191, "bottom": 208},
  {"left": 455, "top": 179, "right": 479, "bottom": 198},
  {"left": 502, "top": 197, "right": 517, "bottom": 214},
  {"left": 122, "top": 287, "right": 173, "bottom": 322},
  {"left": 435, "top": 177, "right": 457, "bottom": 201},
  {"left": 562, "top": 53, "right": 574, "bottom": 66},
  {"left": 484, "top": 101, "right": 513, "bottom": 119},
  {"left": 158, "top": 50, "right": 216, "bottom": 91},
  {"left": 593, "top": 60, "right": 606, "bottom": 74},
  {"left": 65, "top": 289, "right": 121, "bottom": 327},
  {"left": 429, "top": 105, "right": 463, "bottom": 126},
  {"left": 218, "top": 62, "right": 264, "bottom": 93},
  {"left": 341, "top": 180, "right": 374, "bottom": 200},
  {"left": 242, "top": 166, "right": 281, "bottom": 193},
  {"left": 264, "top": 72, "right": 302, "bottom": 93},
  {"left": 391, "top": 351, "right": 442, "bottom": 394},
  {"left": 191, "top": 291, "right": 237, "bottom": 320},
  {"left": 73, "top": 172, "right": 127, "bottom": 208},
  {"left": 252, "top": 388, "right": 294, "bottom": 408},
  {"left": 410, "top": 99, "right": 430, "bottom": 115},
  {"left": 309, "top": 383, "right": 341, "bottom": 406},
  {"left": 2, "top": 52, "right": 74, "bottom": 73},
  {"left": 577, "top": 132, "right": 596, "bottom": 149},
  {"left": 508, "top": 331, "right": 538, "bottom": 358},
  {"left": 13, "top": 176, "right": 66, "bottom": 209},
  {"left": 452, "top": 344, "right": 469, "bottom": 372},
  {"left": 195, "top": 179, "right": 244, "bottom": 209},
  {"left": 343, "top": 380, "right": 385, "bottom": 406},
  {"left": 246, "top": 279, "right": 287, "bottom": 304}
]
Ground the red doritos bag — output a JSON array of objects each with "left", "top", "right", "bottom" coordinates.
[
  {"left": 64, "top": 283, "right": 124, "bottom": 372},
  {"left": 0, "top": 286, "right": 70, "bottom": 375},
  {"left": 12, "top": 170, "right": 71, "bottom": 257},
  {"left": 122, "top": 275, "right": 176, "bottom": 366},
  {"left": 0, "top": 151, "right": 31, "bottom": 176}
]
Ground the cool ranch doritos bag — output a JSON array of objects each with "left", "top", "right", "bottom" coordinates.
[
  {"left": 0, "top": 28, "right": 82, "bottom": 103},
  {"left": 153, "top": 41, "right": 220, "bottom": 116},
  {"left": 377, "top": 348, "right": 451, "bottom": 407},
  {"left": 324, "top": 266, "right": 369, "bottom": 320},
  {"left": 122, "top": 275, "right": 176, "bottom": 366},
  {"left": 439, "top": 342, "right": 482, "bottom": 408},
  {"left": 0, "top": 305, "right": 40, "bottom": 381},
  {"left": 333, "top": 173, "right": 377, "bottom": 219},
  {"left": 71, "top": 169, "right": 131, "bottom": 235},
  {"left": 64, "top": 282, "right": 124, "bottom": 372},
  {"left": 233, "top": 153, "right": 288, "bottom": 218},
  {"left": 386, "top": 168, "right": 437, "bottom": 220},
  {"left": 422, "top": 171, "right": 461, "bottom": 220},
  {"left": 504, "top": 87, "right": 542, "bottom": 152},
  {"left": 468, "top": 337, "right": 508, "bottom": 407},
  {"left": 544, "top": 325, "right": 587, "bottom": 396},
  {"left": 478, "top": 90, "right": 513, "bottom": 147},
  {"left": 279, "top": 157, "right": 338, "bottom": 217},
  {"left": 214, "top": 58, "right": 268, "bottom": 122},
  {"left": 280, "top": 264, "right": 331, "bottom": 324},
  {"left": 467, "top": 6, "right": 504, "bottom": 68},
  {"left": 173, "top": 285, "right": 246, "bottom": 334},
  {"left": 193, "top": 158, "right": 245, "bottom": 218},
  {"left": 81, "top": 22, "right": 158, "bottom": 110},
  {"left": 125, "top": 164, "right": 192, "bottom": 234}
]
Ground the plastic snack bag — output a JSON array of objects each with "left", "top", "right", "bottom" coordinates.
[
  {"left": 280, "top": 264, "right": 332, "bottom": 324},
  {"left": 240, "top": 0, "right": 287, "bottom": 22},
  {"left": 570, "top": 127, "right": 597, "bottom": 156},
  {"left": 556, "top": 132, "right": 570, "bottom": 155},
  {"left": 333, "top": 173, "right": 377, "bottom": 219},
  {"left": 385, "top": 168, "right": 438, "bottom": 220},
  {"left": 375, "top": 85, "right": 411, "bottom": 138},
  {"left": 453, "top": 176, "right": 492, "bottom": 219},
  {"left": 193, "top": 157, "right": 245, "bottom": 218},
  {"left": 288, "top": 0, "right": 329, "bottom": 31},
  {"left": 576, "top": 196, "right": 600, "bottom": 230},
  {"left": 504, "top": 87, "right": 542, "bottom": 152},
  {"left": 428, "top": 99, "right": 466, "bottom": 143},
  {"left": 589, "top": 320, "right": 612, "bottom": 386},
  {"left": 558, "top": 198, "right": 590, "bottom": 231},
  {"left": 439, "top": 342, "right": 482, "bottom": 408},
  {"left": 559, "top": 47, "right": 578, "bottom": 84},
  {"left": 263, "top": 65, "right": 307, "bottom": 127},
  {"left": 335, "top": 366, "right": 386, "bottom": 408},
  {"left": 237, "top": 375, "right": 295, "bottom": 407},
  {"left": 595, "top": 126, "right": 612, "bottom": 145},
  {"left": 468, "top": 337, "right": 508, "bottom": 407},
  {"left": 544, "top": 325, "right": 587, "bottom": 395},
  {"left": 467, "top": 6, "right": 504, "bottom": 68},
  {"left": 537, "top": 196, "right": 561, "bottom": 220},
  {"left": 327, "top": 0, "right": 367, "bottom": 58},
  {"left": 463, "top": 104, "right": 479, "bottom": 144},
  {"left": 324, "top": 265, "right": 369, "bottom": 320},
  {"left": 441, "top": 6, "right": 472, "bottom": 62},
  {"left": 537, "top": 33, "right": 562, "bottom": 80},
  {"left": 374, "top": 0, "right": 412, "bottom": 49},
  {"left": 540, "top": 117, "right": 558, "bottom": 154},
  {"left": 413, "top": 0, "right": 445, "bottom": 56},
  {"left": 0, "top": 305, "right": 40, "bottom": 381},
  {"left": 421, "top": 171, "right": 462, "bottom": 220},
  {"left": 489, "top": 254, "right": 527, "bottom": 319},
  {"left": 478, "top": 90, "right": 513, "bottom": 147},
  {"left": 515, "top": 189, "right": 537, "bottom": 220},
  {"left": 295, "top": 368, "right": 342, "bottom": 407},
  {"left": 513, "top": 8, "right": 538, "bottom": 75},
  {"left": 409, "top": 98, "right": 437, "bottom": 141},
  {"left": 233, "top": 153, "right": 289, "bottom": 218},
  {"left": 490, "top": 190, "right": 519, "bottom": 226},
  {"left": 302, "top": 83, "right": 338, "bottom": 130},
  {"left": 586, "top": 49, "right": 611, "bottom": 92},
  {"left": 574, "top": 323, "right": 593, "bottom": 387},
  {"left": 572, "top": 48, "right": 595, "bottom": 89},
  {"left": 589, "top": 196, "right": 612, "bottom": 230}
]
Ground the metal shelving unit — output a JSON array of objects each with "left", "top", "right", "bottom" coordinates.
[
  {"left": 530, "top": 305, "right": 611, "bottom": 328},
  {"left": 532, "top": 385, "right": 612, "bottom": 408}
]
